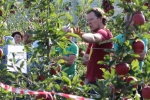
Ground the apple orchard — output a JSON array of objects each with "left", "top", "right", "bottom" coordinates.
[{"left": 0, "top": 0, "right": 150, "bottom": 100}]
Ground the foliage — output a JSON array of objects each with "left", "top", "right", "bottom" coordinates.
[{"left": 0, "top": 0, "right": 150, "bottom": 100}]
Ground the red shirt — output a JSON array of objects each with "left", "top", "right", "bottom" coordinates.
[
  {"left": 85, "top": 29, "right": 113, "bottom": 82},
  {"left": 86, "top": 43, "right": 92, "bottom": 54}
]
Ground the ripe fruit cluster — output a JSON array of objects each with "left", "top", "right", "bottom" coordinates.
[
  {"left": 102, "top": 0, "right": 114, "bottom": 13},
  {"left": 110, "top": 76, "right": 138, "bottom": 99}
]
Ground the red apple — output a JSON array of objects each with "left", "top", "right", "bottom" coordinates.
[
  {"left": 110, "top": 5, "right": 114, "bottom": 9},
  {"left": 28, "top": 27, "right": 31, "bottom": 30},
  {"left": 36, "top": 90, "right": 53, "bottom": 100},
  {"left": 133, "top": 13, "right": 145, "bottom": 25},
  {"left": 37, "top": 19, "right": 42, "bottom": 23},
  {"left": 9, "top": 5, "right": 16, "bottom": 14},
  {"left": 37, "top": 75, "right": 45, "bottom": 81},
  {"left": 65, "top": 6, "right": 69, "bottom": 11},
  {"left": 80, "top": 81, "right": 84, "bottom": 86},
  {"left": 126, "top": 76, "right": 138, "bottom": 89},
  {"left": 0, "top": 10, "right": 2, "bottom": 16},
  {"left": 62, "top": 84, "right": 68, "bottom": 93},
  {"left": 106, "top": 7, "right": 111, "bottom": 11},
  {"left": 0, "top": 48, "right": 3, "bottom": 58},
  {"left": 104, "top": 9, "right": 108, "bottom": 13},
  {"left": 132, "top": 39, "right": 144, "bottom": 54},
  {"left": 105, "top": 3, "right": 109, "bottom": 7},
  {"left": 144, "top": 2, "right": 148, "bottom": 6},
  {"left": 50, "top": 68, "right": 57, "bottom": 75},
  {"left": 115, "top": 63, "right": 130, "bottom": 75},
  {"left": 10, "top": 10, "right": 15, "bottom": 14},
  {"left": 142, "top": 86, "right": 150, "bottom": 99},
  {"left": 50, "top": 67, "right": 60, "bottom": 75}
]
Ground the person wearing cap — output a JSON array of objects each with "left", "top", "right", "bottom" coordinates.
[{"left": 12, "top": 31, "right": 24, "bottom": 45}]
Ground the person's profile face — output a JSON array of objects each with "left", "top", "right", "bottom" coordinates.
[
  {"left": 86, "top": 12, "right": 102, "bottom": 32},
  {"left": 24, "top": 34, "right": 32, "bottom": 44}
]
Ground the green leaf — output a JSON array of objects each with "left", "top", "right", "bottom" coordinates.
[
  {"left": 142, "top": 34, "right": 150, "bottom": 39},
  {"left": 65, "top": 12, "right": 73, "bottom": 22},
  {"left": 109, "top": 60, "right": 116, "bottom": 67},
  {"left": 0, "top": 64, "right": 6, "bottom": 70},
  {"left": 135, "top": 93, "right": 141, "bottom": 100},
  {"left": 65, "top": 33, "right": 81, "bottom": 39},
  {"left": 110, "top": 67, "right": 116, "bottom": 76},
  {"left": 7, "top": 72, "right": 16, "bottom": 79},
  {"left": 134, "top": 0, "right": 139, "bottom": 5},
  {"left": 97, "top": 61, "right": 107, "bottom": 65},
  {"left": 72, "top": 75, "right": 78, "bottom": 84},
  {"left": 25, "top": 30, "right": 35, "bottom": 34},
  {"left": 104, "top": 54, "right": 110, "bottom": 61},
  {"left": 101, "top": 68, "right": 111, "bottom": 80},
  {"left": 123, "top": 54, "right": 131, "bottom": 62},
  {"left": 130, "top": 53, "right": 140, "bottom": 58},
  {"left": 147, "top": 55, "right": 150, "bottom": 62},
  {"left": 131, "top": 59, "right": 139, "bottom": 71},
  {"left": 58, "top": 0, "right": 63, "bottom": 6},
  {"left": 57, "top": 59, "right": 66, "bottom": 64},
  {"left": 124, "top": 40, "right": 130, "bottom": 46},
  {"left": 62, "top": 76, "right": 71, "bottom": 86},
  {"left": 54, "top": 84, "right": 61, "bottom": 90},
  {"left": 142, "top": 5, "right": 148, "bottom": 10},
  {"left": 20, "top": 61, "right": 24, "bottom": 69},
  {"left": 87, "top": 0, "right": 94, "bottom": 4}
]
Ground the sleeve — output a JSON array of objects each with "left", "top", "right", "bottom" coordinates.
[
  {"left": 113, "top": 34, "right": 123, "bottom": 51},
  {"left": 32, "top": 40, "right": 39, "bottom": 48},
  {"left": 114, "top": 42, "right": 118, "bottom": 51},
  {"left": 96, "top": 29, "right": 113, "bottom": 41},
  {"left": 142, "top": 38, "right": 148, "bottom": 53},
  {"left": 70, "top": 44, "right": 79, "bottom": 57}
]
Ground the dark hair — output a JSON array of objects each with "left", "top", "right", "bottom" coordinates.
[
  {"left": 12, "top": 31, "right": 24, "bottom": 39},
  {"left": 86, "top": 7, "right": 107, "bottom": 25}
]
